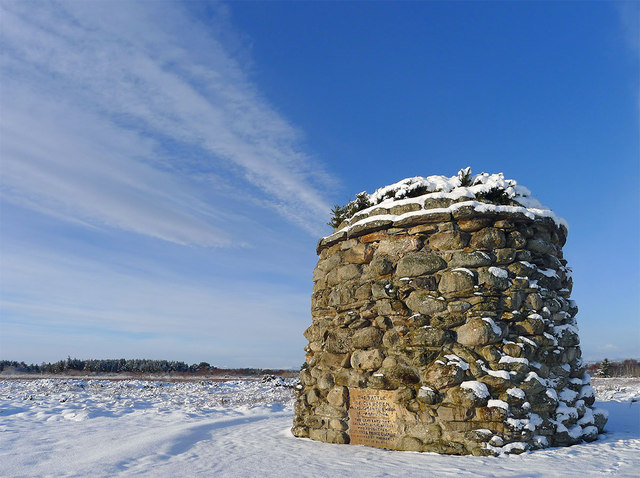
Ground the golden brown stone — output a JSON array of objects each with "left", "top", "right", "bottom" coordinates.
[{"left": 360, "top": 231, "right": 388, "bottom": 243}]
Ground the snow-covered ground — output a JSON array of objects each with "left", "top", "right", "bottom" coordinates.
[{"left": 1, "top": 377, "right": 638, "bottom": 477}]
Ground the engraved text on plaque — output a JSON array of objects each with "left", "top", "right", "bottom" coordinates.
[{"left": 348, "top": 388, "right": 399, "bottom": 448}]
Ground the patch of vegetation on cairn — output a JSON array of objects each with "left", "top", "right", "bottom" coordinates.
[
  {"left": 375, "top": 185, "right": 431, "bottom": 205},
  {"left": 458, "top": 166, "right": 473, "bottom": 186},
  {"left": 327, "top": 167, "right": 521, "bottom": 229},
  {"left": 475, "top": 186, "right": 513, "bottom": 205},
  {"left": 328, "top": 192, "right": 371, "bottom": 228}
]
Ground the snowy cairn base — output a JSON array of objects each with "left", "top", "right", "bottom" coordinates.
[{"left": 292, "top": 170, "right": 607, "bottom": 455}]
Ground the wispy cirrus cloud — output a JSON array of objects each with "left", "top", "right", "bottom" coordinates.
[
  {"left": 615, "top": 1, "right": 639, "bottom": 54},
  {"left": 0, "top": 0, "right": 333, "bottom": 245}
]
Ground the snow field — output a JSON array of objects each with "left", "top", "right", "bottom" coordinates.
[{"left": 0, "top": 377, "right": 638, "bottom": 477}]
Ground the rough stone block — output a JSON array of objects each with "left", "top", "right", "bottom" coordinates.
[
  {"left": 470, "top": 228, "right": 506, "bottom": 250},
  {"left": 456, "top": 318, "right": 503, "bottom": 346},
  {"left": 396, "top": 251, "right": 446, "bottom": 277},
  {"left": 350, "top": 349, "right": 385, "bottom": 371},
  {"left": 438, "top": 269, "right": 476, "bottom": 296},
  {"left": 428, "top": 231, "right": 470, "bottom": 251}
]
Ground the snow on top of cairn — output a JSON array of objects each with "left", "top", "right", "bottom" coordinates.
[
  {"left": 328, "top": 168, "right": 568, "bottom": 237},
  {"left": 367, "top": 168, "right": 528, "bottom": 205}
]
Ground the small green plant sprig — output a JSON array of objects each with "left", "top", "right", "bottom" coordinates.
[
  {"left": 475, "top": 187, "right": 513, "bottom": 205},
  {"left": 328, "top": 192, "right": 371, "bottom": 228},
  {"left": 458, "top": 166, "right": 473, "bottom": 186}
]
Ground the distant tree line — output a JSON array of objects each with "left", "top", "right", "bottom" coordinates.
[
  {"left": 0, "top": 357, "right": 203, "bottom": 374},
  {"left": 0, "top": 357, "right": 295, "bottom": 377},
  {"left": 586, "top": 358, "right": 640, "bottom": 378}
]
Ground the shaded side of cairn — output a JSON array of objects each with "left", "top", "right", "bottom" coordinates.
[{"left": 292, "top": 185, "right": 606, "bottom": 455}]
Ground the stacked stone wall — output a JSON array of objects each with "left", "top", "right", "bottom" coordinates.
[{"left": 292, "top": 205, "right": 606, "bottom": 455}]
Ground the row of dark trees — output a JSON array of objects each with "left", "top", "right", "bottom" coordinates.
[
  {"left": 0, "top": 357, "right": 214, "bottom": 374},
  {"left": 0, "top": 357, "right": 295, "bottom": 377},
  {"left": 586, "top": 359, "right": 640, "bottom": 378}
]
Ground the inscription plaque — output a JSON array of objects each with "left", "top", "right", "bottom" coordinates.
[{"left": 348, "top": 388, "right": 399, "bottom": 448}]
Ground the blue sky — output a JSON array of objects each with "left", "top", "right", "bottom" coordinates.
[{"left": 0, "top": 1, "right": 637, "bottom": 368}]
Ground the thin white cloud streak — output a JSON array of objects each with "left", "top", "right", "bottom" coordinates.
[
  {"left": 0, "top": 1, "right": 333, "bottom": 244},
  {"left": 616, "top": 1, "right": 640, "bottom": 55},
  {"left": 1, "top": 90, "right": 234, "bottom": 246}
]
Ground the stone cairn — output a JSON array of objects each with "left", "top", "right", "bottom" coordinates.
[{"left": 292, "top": 169, "right": 607, "bottom": 455}]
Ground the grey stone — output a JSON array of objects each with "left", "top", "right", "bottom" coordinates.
[
  {"left": 399, "top": 436, "right": 423, "bottom": 451},
  {"left": 351, "top": 327, "right": 384, "bottom": 349},
  {"left": 448, "top": 251, "right": 493, "bottom": 268},
  {"left": 396, "top": 251, "right": 446, "bottom": 277},
  {"left": 428, "top": 231, "right": 470, "bottom": 251},
  {"left": 317, "top": 253, "right": 342, "bottom": 272},
  {"left": 389, "top": 203, "right": 422, "bottom": 215},
  {"left": 508, "top": 261, "right": 536, "bottom": 277},
  {"left": 309, "top": 428, "right": 327, "bottom": 442},
  {"left": 407, "top": 326, "right": 454, "bottom": 347},
  {"left": 406, "top": 291, "right": 447, "bottom": 315},
  {"left": 556, "top": 327, "right": 580, "bottom": 347},
  {"left": 347, "top": 219, "right": 393, "bottom": 238},
  {"left": 526, "top": 238, "right": 557, "bottom": 255},
  {"left": 381, "top": 365, "right": 420, "bottom": 386},
  {"left": 328, "top": 287, "right": 354, "bottom": 307},
  {"left": 312, "top": 267, "right": 326, "bottom": 283},
  {"left": 325, "top": 329, "right": 352, "bottom": 354},
  {"left": 395, "top": 211, "right": 452, "bottom": 227},
  {"left": 350, "top": 349, "right": 384, "bottom": 371},
  {"left": 366, "top": 257, "right": 393, "bottom": 277},
  {"left": 448, "top": 301, "right": 472, "bottom": 313},
  {"left": 337, "top": 264, "right": 361, "bottom": 281},
  {"left": 594, "top": 409, "right": 607, "bottom": 433},
  {"left": 326, "top": 386, "right": 348, "bottom": 407},
  {"left": 446, "top": 385, "right": 489, "bottom": 408},
  {"left": 477, "top": 268, "right": 510, "bottom": 290},
  {"left": 329, "top": 418, "right": 349, "bottom": 431},
  {"left": 494, "top": 248, "right": 516, "bottom": 265},
  {"left": 417, "top": 386, "right": 440, "bottom": 404},
  {"left": 424, "top": 361, "right": 466, "bottom": 390},
  {"left": 493, "top": 219, "right": 515, "bottom": 229},
  {"left": 423, "top": 197, "right": 456, "bottom": 209},
  {"left": 438, "top": 269, "right": 476, "bottom": 296},
  {"left": 456, "top": 318, "right": 503, "bottom": 346},
  {"left": 333, "top": 369, "right": 367, "bottom": 388},
  {"left": 326, "top": 430, "right": 350, "bottom": 444},
  {"left": 507, "top": 231, "right": 527, "bottom": 249},
  {"left": 371, "top": 280, "right": 396, "bottom": 299},
  {"left": 470, "top": 227, "right": 506, "bottom": 250},
  {"left": 376, "top": 235, "right": 422, "bottom": 258},
  {"left": 317, "top": 372, "right": 334, "bottom": 390},
  {"left": 319, "top": 352, "right": 350, "bottom": 369}
]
